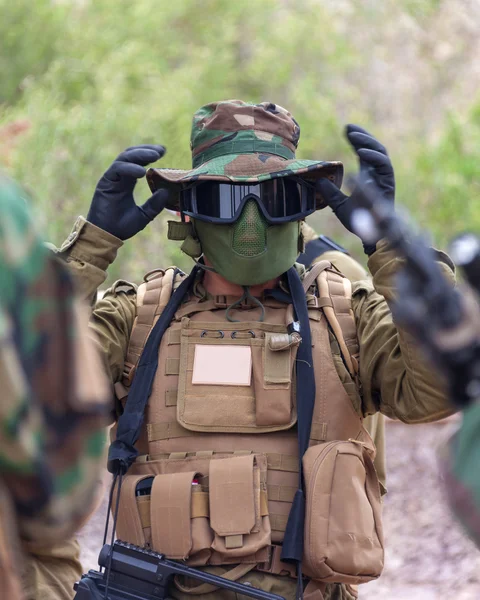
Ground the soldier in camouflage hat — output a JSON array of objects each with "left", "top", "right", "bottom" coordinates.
[
  {"left": 60, "top": 100, "right": 456, "bottom": 600},
  {"left": 0, "top": 176, "right": 110, "bottom": 600},
  {"left": 146, "top": 100, "right": 342, "bottom": 202}
]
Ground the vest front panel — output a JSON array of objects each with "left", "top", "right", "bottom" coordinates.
[{"left": 127, "top": 300, "right": 366, "bottom": 545}]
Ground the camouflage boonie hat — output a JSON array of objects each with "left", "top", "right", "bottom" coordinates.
[{"left": 147, "top": 100, "right": 343, "bottom": 210}]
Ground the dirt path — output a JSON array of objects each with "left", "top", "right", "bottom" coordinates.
[{"left": 77, "top": 421, "right": 480, "bottom": 599}]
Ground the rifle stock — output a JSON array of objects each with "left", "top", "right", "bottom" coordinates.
[{"left": 74, "top": 541, "right": 286, "bottom": 600}]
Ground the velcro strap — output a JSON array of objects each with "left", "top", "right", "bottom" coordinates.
[
  {"left": 196, "top": 450, "right": 214, "bottom": 459},
  {"left": 266, "top": 453, "right": 298, "bottom": 473},
  {"left": 147, "top": 421, "right": 195, "bottom": 441},
  {"left": 266, "top": 484, "right": 296, "bottom": 503},
  {"left": 209, "top": 455, "right": 255, "bottom": 537},
  {"left": 167, "top": 220, "right": 193, "bottom": 241},
  {"left": 270, "top": 514, "right": 288, "bottom": 533},
  {"left": 139, "top": 490, "right": 268, "bottom": 528},
  {"left": 165, "top": 357, "right": 180, "bottom": 375},
  {"left": 137, "top": 496, "right": 150, "bottom": 527},
  {"left": 169, "top": 451, "right": 187, "bottom": 459},
  {"left": 310, "top": 422, "right": 328, "bottom": 442},
  {"left": 151, "top": 471, "right": 197, "bottom": 559},
  {"left": 317, "top": 296, "right": 334, "bottom": 308},
  {"left": 165, "top": 389, "right": 178, "bottom": 406}
]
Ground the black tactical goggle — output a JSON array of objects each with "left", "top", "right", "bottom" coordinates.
[{"left": 180, "top": 177, "right": 316, "bottom": 224}]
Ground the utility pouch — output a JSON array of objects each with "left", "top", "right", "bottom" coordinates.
[
  {"left": 303, "top": 441, "right": 384, "bottom": 584},
  {"left": 150, "top": 471, "right": 213, "bottom": 564},
  {"left": 209, "top": 454, "right": 271, "bottom": 563},
  {"left": 113, "top": 474, "right": 153, "bottom": 548},
  {"left": 115, "top": 454, "right": 271, "bottom": 566},
  {"left": 113, "top": 472, "right": 213, "bottom": 565},
  {"left": 177, "top": 319, "right": 297, "bottom": 433},
  {"left": 252, "top": 332, "right": 299, "bottom": 427}
]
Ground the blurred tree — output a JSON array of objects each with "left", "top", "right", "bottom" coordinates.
[{"left": 0, "top": 0, "right": 66, "bottom": 105}]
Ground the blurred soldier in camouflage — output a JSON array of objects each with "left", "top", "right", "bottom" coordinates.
[
  {"left": 0, "top": 176, "right": 110, "bottom": 599},
  {"left": 439, "top": 403, "right": 480, "bottom": 547}
]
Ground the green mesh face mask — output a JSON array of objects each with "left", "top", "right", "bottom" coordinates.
[{"left": 194, "top": 200, "right": 301, "bottom": 286}]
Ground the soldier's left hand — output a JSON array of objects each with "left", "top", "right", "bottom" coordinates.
[
  {"left": 87, "top": 144, "right": 169, "bottom": 240},
  {"left": 316, "top": 124, "right": 395, "bottom": 255}
]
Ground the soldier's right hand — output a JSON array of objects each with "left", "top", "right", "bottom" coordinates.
[
  {"left": 316, "top": 125, "right": 395, "bottom": 256},
  {"left": 87, "top": 145, "right": 168, "bottom": 240}
]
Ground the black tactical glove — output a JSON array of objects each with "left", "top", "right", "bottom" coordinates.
[
  {"left": 87, "top": 145, "right": 169, "bottom": 240},
  {"left": 316, "top": 124, "right": 395, "bottom": 255}
]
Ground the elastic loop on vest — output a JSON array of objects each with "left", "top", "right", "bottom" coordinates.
[
  {"left": 200, "top": 330, "right": 224, "bottom": 339},
  {"left": 231, "top": 330, "right": 255, "bottom": 339}
]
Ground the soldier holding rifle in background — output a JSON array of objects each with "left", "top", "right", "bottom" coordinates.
[{"left": 347, "top": 173, "right": 480, "bottom": 548}]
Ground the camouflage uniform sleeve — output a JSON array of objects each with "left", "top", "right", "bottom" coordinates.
[
  {"left": 353, "top": 238, "right": 455, "bottom": 422},
  {"left": 0, "top": 180, "right": 110, "bottom": 548},
  {"left": 59, "top": 218, "right": 137, "bottom": 384},
  {"left": 438, "top": 402, "right": 480, "bottom": 547}
]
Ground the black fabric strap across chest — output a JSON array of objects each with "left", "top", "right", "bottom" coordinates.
[
  {"left": 280, "top": 268, "right": 316, "bottom": 570},
  {"left": 107, "top": 266, "right": 199, "bottom": 475}
]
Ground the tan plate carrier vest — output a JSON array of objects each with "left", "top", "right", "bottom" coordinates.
[{"left": 113, "top": 261, "right": 384, "bottom": 588}]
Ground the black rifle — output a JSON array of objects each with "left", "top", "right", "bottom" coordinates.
[
  {"left": 449, "top": 232, "right": 480, "bottom": 295},
  {"left": 349, "top": 173, "right": 480, "bottom": 408},
  {"left": 74, "top": 541, "right": 285, "bottom": 600}
]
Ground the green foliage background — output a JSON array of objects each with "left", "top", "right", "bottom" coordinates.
[{"left": 1, "top": 0, "right": 480, "bottom": 284}]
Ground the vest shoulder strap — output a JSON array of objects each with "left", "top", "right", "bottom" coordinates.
[
  {"left": 303, "top": 260, "right": 359, "bottom": 377},
  {"left": 122, "top": 267, "right": 186, "bottom": 387}
]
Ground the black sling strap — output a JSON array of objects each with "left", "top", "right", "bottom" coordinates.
[
  {"left": 107, "top": 266, "right": 199, "bottom": 475},
  {"left": 280, "top": 268, "right": 316, "bottom": 582}
]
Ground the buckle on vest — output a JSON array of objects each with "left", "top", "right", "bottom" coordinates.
[
  {"left": 214, "top": 295, "right": 257, "bottom": 309},
  {"left": 256, "top": 545, "right": 297, "bottom": 579},
  {"left": 214, "top": 295, "right": 228, "bottom": 308},
  {"left": 256, "top": 546, "right": 274, "bottom": 573},
  {"left": 122, "top": 361, "right": 136, "bottom": 386}
]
